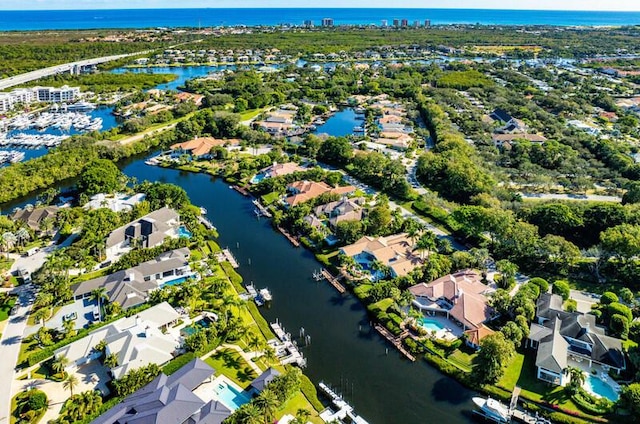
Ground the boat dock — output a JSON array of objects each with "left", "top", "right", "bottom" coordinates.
[
  {"left": 198, "top": 215, "right": 216, "bottom": 231},
  {"left": 318, "top": 382, "right": 369, "bottom": 424},
  {"left": 252, "top": 199, "right": 272, "bottom": 218},
  {"left": 315, "top": 269, "right": 346, "bottom": 294},
  {"left": 215, "top": 248, "right": 239, "bottom": 268},
  {"left": 269, "top": 321, "right": 306, "bottom": 367},
  {"left": 277, "top": 226, "right": 300, "bottom": 247},
  {"left": 231, "top": 185, "right": 250, "bottom": 196},
  {"left": 374, "top": 324, "right": 415, "bottom": 362}
]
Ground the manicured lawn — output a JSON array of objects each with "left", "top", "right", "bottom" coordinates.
[
  {"left": 0, "top": 257, "right": 15, "bottom": 273},
  {"left": 277, "top": 391, "right": 324, "bottom": 424},
  {"left": 498, "top": 352, "right": 581, "bottom": 412},
  {"left": 205, "top": 348, "right": 258, "bottom": 389},
  {"left": 0, "top": 297, "right": 17, "bottom": 321},
  {"left": 261, "top": 191, "right": 280, "bottom": 205},
  {"left": 239, "top": 108, "right": 265, "bottom": 121},
  {"left": 448, "top": 348, "right": 476, "bottom": 372}
]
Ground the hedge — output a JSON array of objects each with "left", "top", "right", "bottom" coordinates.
[
  {"left": 162, "top": 352, "right": 195, "bottom": 375},
  {"left": 353, "top": 284, "right": 372, "bottom": 300},
  {"left": 300, "top": 373, "right": 324, "bottom": 412},
  {"left": 220, "top": 261, "right": 245, "bottom": 293},
  {"left": 246, "top": 302, "right": 276, "bottom": 340},
  {"left": 207, "top": 239, "right": 221, "bottom": 253},
  {"left": 572, "top": 390, "right": 613, "bottom": 416}
]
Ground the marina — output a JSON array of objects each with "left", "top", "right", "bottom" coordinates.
[
  {"left": 0, "top": 133, "right": 69, "bottom": 148},
  {"left": 269, "top": 320, "right": 307, "bottom": 367},
  {"left": 7, "top": 111, "right": 103, "bottom": 133}
]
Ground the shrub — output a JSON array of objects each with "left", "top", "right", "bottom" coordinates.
[
  {"left": 162, "top": 352, "right": 195, "bottom": 375},
  {"left": 600, "top": 291, "right": 619, "bottom": 305},
  {"left": 528, "top": 277, "right": 549, "bottom": 293},
  {"left": 299, "top": 374, "right": 324, "bottom": 412},
  {"left": 552, "top": 280, "right": 571, "bottom": 301},
  {"left": 25, "top": 390, "right": 48, "bottom": 412},
  {"left": 220, "top": 262, "right": 244, "bottom": 292}
]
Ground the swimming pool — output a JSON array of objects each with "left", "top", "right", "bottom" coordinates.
[
  {"left": 178, "top": 226, "right": 192, "bottom": 238},
  {"left": 213, "top": 379, "right": 253, "bottom": 410},
  {"left": 161, "top": 276, "right": 189, "bottom": 287},
  {"left": 419, "top": 317, "right": 446, "bottom": 332},
  {"left": 584, "top": 374, "right": 619, "bottom": 401},
  {"left": 181, "top": 317, "right": 213, "bottom": 337}
]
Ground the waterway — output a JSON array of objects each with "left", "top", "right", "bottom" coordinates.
[
  {"left": 314, "top": 108, "right": 362, "bottom": 137},
  {"left": 118, "top": 158, "right": 476, "bottom": 424}
]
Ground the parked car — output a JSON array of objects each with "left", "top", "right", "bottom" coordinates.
[{"left": 63, "top": 312, "right": 77, "bottom": 321}]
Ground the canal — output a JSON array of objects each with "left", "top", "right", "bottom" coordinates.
[{"left": 120, "top": 157, "right": 476, "bottom": 424}]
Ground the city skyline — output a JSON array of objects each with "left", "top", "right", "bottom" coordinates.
[{"left": 3, "top": 0, "right": 640, "bottom": 11}]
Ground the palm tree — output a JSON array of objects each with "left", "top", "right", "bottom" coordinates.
[
  {"left": 91, "top": 287, "right": 109, "bottom": 321},
  {"left": 262, "top": 346, "right": 278, "bottom": 366},
  {"left": 63, "top": 373, "right": 79, "bottom": 397},
  {"left": 415, "top": 231, "right": 437, "bottom": 260},
  {"left": 104, "top": 352, "right": 119, "bottom": 369},
  {"left": 247, "top": 333, "right": 264, "bottom": 354},
  {"left": 236, "top": 403, "right": 263, "bottom": 424},
  {"left": 1, "top": 231, "right": 16, "bottom": 258},
  {"left": 566, "top": 366, "right": 586, "bottom": 394},
  {"left": 52, "top": 355, "right": 70, "bottom": 375},
  {"left": 62, "top": 318, "right": 76, "bottom": 337},
  {"left": 253, "top": 388, "right": 279, "bottom": 423},
  {"left": 15, "top": 227, "right": 30, "bottom": 252},
  {"left": 295, "top": 408, "right": 312, "bottom": 424},
  {"left": 32, "top": 307, "right": 49, "bottom": 328}
]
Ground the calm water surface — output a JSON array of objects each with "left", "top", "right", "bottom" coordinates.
[{"left": 119, "top": 159, "right": 476, "bottom": 424}]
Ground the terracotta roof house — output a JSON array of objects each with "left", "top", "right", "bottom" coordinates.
[
  {"left": 171, "top": 137, "right": 240, "bottom": 158},
  {"left": 408, "top": 270, "right": 496, "bottom": 334},
  {"left": 54, "top": 302, "right": 181, "bottom": 374},
  {"left": 71, "top": 248, "right": 193, "bottom": 309},
  {"left": 250, "top": 161, "right": 304, "bottom": 184},
  {"left": 11, "top": 206, "right": 59, "bottom": 232},
  {"left": 464, "top": 324, "right": 496, "bottom": 349},
  {"left": 375, "top": 133, "right": 413, "bottom": 150},
  {"left": 340, "top": 233, "right": 423, "bottom": 279},
  {"left": 105, "top": 207, "right": 181, "bottom": 261},
  {"left": 175, "top": 92, "right": 204, "bottom": 106},
  {"left": 284, "top": 181, "right": 356, "bottom": 207},
  {"left": 379, "top": 114, "right": 404, "bottom": 125},
  {"left": 93, "top": 358, "right": 233, "bottom": 424},
  {"left": 527, "top": 293, "right": 626, "bottom": 386},
  {"left": 314, "top": 197, "right": 365, "bottom": 229}
]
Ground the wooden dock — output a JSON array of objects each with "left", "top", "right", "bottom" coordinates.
[
  {"left": 252, "top": 199, "right": 273, "bottom": 218},
  {"left": 374, "top": 324, "right": 416, "bottom": 362},
  {"left": 231, "top": 185, "right": 250, "bottom": 196},
  {"left": 277, "top": 226, "right": 300, "bottom": 247},
  {"left": 215, "top": 248, "right": 239, "bottom": 268},
  {"left": 198, "top": 215, "right": 216, "bottom": 230},
  {"left": 320, "top": 269, "right": 346, "bottom": 294}
]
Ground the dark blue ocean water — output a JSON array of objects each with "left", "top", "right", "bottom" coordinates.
[{"left": 1, "top": 8, "right": 640, "bottom": 30}]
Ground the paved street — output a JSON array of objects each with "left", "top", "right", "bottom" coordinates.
[{"left": 0, "top": 287, "right": 33, "bottom": 424}]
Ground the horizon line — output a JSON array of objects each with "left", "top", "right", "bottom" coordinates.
[{"left": 2, "top": 7, "right": 640, "bottom": 13}]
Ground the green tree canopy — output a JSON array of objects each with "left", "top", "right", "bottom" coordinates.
[{"left": 77, "top": 159, "right": 124, "bottom": 196}]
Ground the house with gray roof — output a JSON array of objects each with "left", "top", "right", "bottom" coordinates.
[
  {"left": 93, "top": 358, "right": 233, "bottom": 424},
  {"left": 11, "top": 205, "right": 59, "bottom": 232},
  {"left": 105, "top": 207, "right": 181, "bottom": 261},
  {"left": 313, "top": 197, "right": 365, "bottom": 230},
  {"left": 71, "top": 248, "right": 193, "bottom": 310},
  {"left": 527, "top": 293, "right": 626, "bottom": 386},
  {"left": 250, "top": 367, "right": 281, "bottom": 393}
]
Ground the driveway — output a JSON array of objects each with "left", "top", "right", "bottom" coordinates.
[
  {"left": 570, "top": 289, "right": 600, "bottom": 313},
  {"left": 24, "top": 298, "right": 97, "bottom": 337},
  {"left": 0, "top": 287, "right": 33, "bottom": 423}
]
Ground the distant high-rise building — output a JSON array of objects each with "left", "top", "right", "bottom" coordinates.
[
  {"left": 304, "top": 20, "right": 314, "bottom": 27},
  {"left": 424, "top": 19, "right": 431, "bottom": 27},
  {"left": 393, "top": 19, "right": 400, "bottom": 27},
  {"left": 413, "top": 20, "right": 420, "bottom": 27},
  {"left": 321, "top": 17, "right": 334, "bottom": 27},
  {"left": 381, "top": 19, "right": 388, "bottom": 27},
  {"left": 401, "top": 19, "right": 408, "bottom": 27}
]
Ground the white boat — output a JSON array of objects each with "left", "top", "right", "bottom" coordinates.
[
  {"left": 66, "top": 101, "right": 96, "bottom": 112},
  {"left": 259, "top": 288, "right": 272, "bottom": 302},
  {"left": 472, "top": 397, "right": 510, "bottom": 423},
  {"left": 353, "top": 126, "right": 365, "bottom": 133}
]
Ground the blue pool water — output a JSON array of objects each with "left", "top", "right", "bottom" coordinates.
[
  {"left": 178, "top": 226, "right": 192, "bottom": 238},
  {"left": 214, "top": 380, "right": 253, "bottom": 411},
  {"left": 419, "top": 318, "right": 446, "bottom": 332},
  {"left": 162, "top": 276, "right": 189, "bottom": 287},
  {"left": 181, "top": 317, "right": 213, "bottom": 337},
  {"left": 584, "top": 375, "right": 619, "bottom": 402}
]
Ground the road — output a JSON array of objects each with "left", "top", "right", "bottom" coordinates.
[
  {"left": 0, "top": 233, "right": 78, "bottom": 424},
  {"left": 0, "top": 51, "right": 151, "bottom": 91},
  {"left": 0, "top": 287, "right": 34, "bottom": 424}
]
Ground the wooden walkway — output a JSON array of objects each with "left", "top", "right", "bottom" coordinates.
[
  {"left": 252, "top": 199, "right": 272, "bottom": 218},
  {"left": 277, "top": 226, "right": 300, "bottom": 247},
  {"left": 374, "top": 324, "right": 416, "bottom": 362},
  {"left": 231, "top": 185, "right": 250, "bottom": 196},
  {"left": 321, "top": 269, "right": 346, "bottom": 294}
]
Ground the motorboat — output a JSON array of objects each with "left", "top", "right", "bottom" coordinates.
[{"left": 472, "top": 397, "right": 510, "bottom": 423}]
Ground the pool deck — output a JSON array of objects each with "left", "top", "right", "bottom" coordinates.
[
  {"left": 567, "top": 358, "right": 621, "bottom": 398},
  {"left": 418, "top": 314, "right": 463, "bottom": 341}
]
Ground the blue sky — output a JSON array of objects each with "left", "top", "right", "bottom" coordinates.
[{"left": 4, "top": 0, "right": 640, "bottom": 11}]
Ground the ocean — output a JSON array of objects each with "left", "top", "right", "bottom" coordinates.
[{"left": 0, "top": 8, "right": 639, "bottom": 31}]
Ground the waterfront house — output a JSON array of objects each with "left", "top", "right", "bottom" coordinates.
[
  {"left": 11, "top": 205, "right": 59, "bottom": 233},
  {"left": 170, "top": 137, "right": 240, "bottom": 159},
  {"left": 313, "top": 196, "right": 365, "bottom": 229},
  {"left": 527, "top": 293, "right": 626, "bottom": 386},
  {"left": 408, "top": 270, "right": 496, "bottom": 336},
  {"left": 250, "top": 368, "right": 281, "bottom": 393},
  {"left": 250, "top": 161, "right": 305, "bottom": 184},
  {"left": 54, "top": 302, "right": 181, "bottom": 374},
  {"left": 105, "top": 206, "right": 180, "bottom": 261},
  {"left": 92, "top": 358, "right": 230, "bottom": 424},
  {"left": 71, "top": 248, "right": 194, "bottom": 309},
  {"left": 83, "top": 192, "right": 146, "bottom": 213},
  {"left": 340, "top": 233, "right": 422, "bottom": 279},
  {"left": 284, "top": 181, "right": 356, "bottom": 207}
]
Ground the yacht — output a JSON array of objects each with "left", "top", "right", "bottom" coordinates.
[
  {"left": 66, "top": 101, "right": 96, "bottom": 112},
  {"left": 472, "top": 397, "right": 510, "bottom": 423}
]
